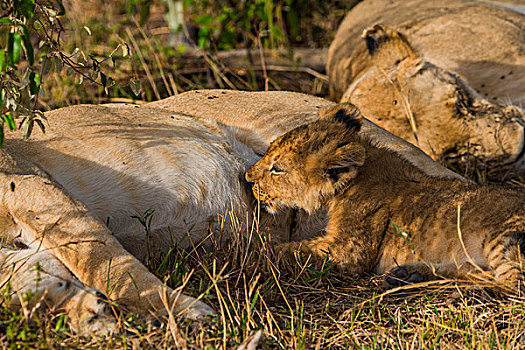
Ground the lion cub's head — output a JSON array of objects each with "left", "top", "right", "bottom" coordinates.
[{"left": 245, "top": 104, "right": 366, "bottom": 214}]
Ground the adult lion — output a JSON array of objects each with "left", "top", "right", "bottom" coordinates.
[
  {"left": 0, "top": 90, "right": 464, "bottom": 334},
  {"left": 327, "top": 0, "right": 525, "bottom": 177}
]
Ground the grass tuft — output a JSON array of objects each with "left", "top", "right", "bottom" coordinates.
[{"left": 3, "top": 209, "right": 525, "bottom": 349}]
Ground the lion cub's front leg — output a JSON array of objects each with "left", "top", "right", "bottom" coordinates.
[{"left": 277, "top": 227, "right": 381, "bottom": 275}]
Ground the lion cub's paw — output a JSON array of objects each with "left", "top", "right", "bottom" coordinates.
[
  {"left": 275, "top": 242, "right": 303, "bottom": 255},
  {"left": 384, "top": 262, "right": 439, "bottom": 288}
]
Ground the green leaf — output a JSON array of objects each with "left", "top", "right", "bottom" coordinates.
[
  {"left": 130, "top": 78, "right": 141, "bottom": 97},
  {"left": 53, "top": 56, "right": 62, "bottom": 72},
  {"left": 8, "top": 33, "right": 22, "bottom": 65},
  {"left": 29, "top": 72, "right": 40, "bottom": 95},
  {"left": 35, "top": 119, "right": 45, "bottom": 133},
  {"left": 197, "top": 28, "right": 210, "bottom": 49},
  {"left": 41, "top": 57, "right": 51, "bottom": 74},
  {"left": 90, "top": 56, "right": 100, "bottom": 72},
  {"left": 21, "top": 25, "right": 34, "bottom": 66},
  {"left": 71, "top": 47, "right": 80, "bottom": 58},
  {"left": 55, "top": 0, "right": 66, "bottom": 16},
  {"left": 286, "top": 8, "right": 300, "bottom": 39},
  {"left": 195, "top": 13, "right": 213, "bottom": 25},
  {"left": 0, "top": 122, "right": 4, "bottom": 148},
  {"left": 138, "top": 0, "right": 151, "bottom": 26},
  {"left": 3, "top": 113, "right": 16, "bottom": 131},
  {"left": 0, "top": 49, "right": 4, "bottom": 72},
  {"left": 121, "top": 43, "right": 129, "bottom": 57},
  {"left": 0, "top": 18, "right": 13, "bottom": 24},
  {"left": 16, "top": 0, "right": 36, "bottom": 20},
  {"left": 20, "top": 69, "right": 30, "bottom": 90},
  {"left": 22, "top": 119, "right": 33, "bottom": 140},
  {"left": 101, "top": 72, "right": 108, "bottom": 94}
]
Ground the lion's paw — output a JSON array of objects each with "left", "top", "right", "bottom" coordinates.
[
  {"left": 176, "top": 297, "right": 216, "bottom": 320},
  {"left": 384, "top": 262, "right": 438, "bottom": 288},
  {"left": 65, "top": 289, "right": 118, "bottom": 336}
]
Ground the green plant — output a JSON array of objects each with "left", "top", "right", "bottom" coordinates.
[
  {"left": 186, "top": 0, "right": 285, "bottom": 50},
  {"left": 0, "top": 0, "right": 129, "bottom": 145},
  {"left": 131, "top": 208, "right": 156, "bottom": 266},
  {"left": 184, "top": 0, "right": 360, "bottom": 50}
]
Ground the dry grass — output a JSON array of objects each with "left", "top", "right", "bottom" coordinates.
[
  {"left": 3, "top": 1, "right": 525, "bottom": 348},
  {"left": 2, "top": 209, "right": 525, "bottom": 349}
]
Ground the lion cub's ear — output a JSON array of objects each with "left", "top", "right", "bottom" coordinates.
[
  {"left": 320, "top": 142, "right": 366, "bottom": 188},
  {"left": 319, "top": 103, "right": 363, "bottom": 132},
  {"left": 362, "top": 24, "right": 418, "bottom": 71}
]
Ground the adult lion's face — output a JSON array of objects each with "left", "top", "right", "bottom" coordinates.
[
  {"left": 339, "top": 25, "right": 525, "bottom": 176},
  {"left": 245, "top": 104, "right": 366, "bottom": 214}
]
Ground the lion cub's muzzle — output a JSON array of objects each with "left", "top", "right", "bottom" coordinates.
[
  {"left": 246, "top": 166, "right": 277, "bottom": 212},
  {"left": 245, "top": 179, "right": 277, "bottom": 213}
]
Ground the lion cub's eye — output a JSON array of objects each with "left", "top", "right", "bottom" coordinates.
[{"left": 270, "top": 164, "right": 284, "bottom": 175}]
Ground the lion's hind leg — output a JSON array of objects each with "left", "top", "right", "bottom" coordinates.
[
  {"left": 384, "top": 230, "right": 525, "bottom": 290},
  {"left": 0, "top": 245, "right": 117, "bottom": 335}
]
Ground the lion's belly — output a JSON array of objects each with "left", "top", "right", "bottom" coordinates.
[
  {"left": 37, "top": 146, "right": 250, "bottom": 237},
  {"left": 7, "top": 113, "right": 259, "bottom": 258}
]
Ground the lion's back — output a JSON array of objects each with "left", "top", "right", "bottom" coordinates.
[{"left": 328, "top": 0, "right": 525, "bottom": 104}]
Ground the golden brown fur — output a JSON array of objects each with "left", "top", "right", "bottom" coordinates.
[
  {"left": 0, "top": 91, "right": 350, "bottom": 334},
  {"left": 327, "top": 0, "right": 525, "bottom": 176},
  {"left": 0, "top": 90, "right": 480, "bottom": 334},
  {"left": 246, "top": 104, "right": 525, "bottom": 287},
  {"left": 328, "top": 0, "right": 525, "bottom": 105}
]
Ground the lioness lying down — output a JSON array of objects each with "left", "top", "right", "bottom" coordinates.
[
  {"left": 327, "top": 0, "right": 525, "bottom": 176},
  {"left": 3, "top": 88, "right": 493, "bottom": 334},
  {"left": 246, "top": 104, "right": 525, "bottom": 286},
  {"left": 3, "top": 90, "right": 464, "bottom": 334}
]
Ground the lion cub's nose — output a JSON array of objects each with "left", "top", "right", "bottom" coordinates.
[{"left": 245, "top": 168, "right": 254, "bottom": 182}]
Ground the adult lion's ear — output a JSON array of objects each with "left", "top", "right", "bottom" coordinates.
[
  {"left": 319, "top": 103, "right": 362, "bottom": 132},
  {"left": 321, "top": 142, "right": 366, "bottom": 187},
  {"left": 362, "top": 24, "right": 418, "bottom": 71}
]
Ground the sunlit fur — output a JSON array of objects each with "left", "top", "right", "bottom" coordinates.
[
  {"left": 329, "top": 8, "right": 525, "bottom": 174},
  {"left": 0, "top": 90, "right": 335, "bottom": 334},
  {"left": 0, "top": 90, "right": 493, "bottom": 334},
  {"left": 246, "top": 104, "right": 525, "bottom": 287}
]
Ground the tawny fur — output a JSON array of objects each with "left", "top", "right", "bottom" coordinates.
[
  {"left": 327, "top": 0, "right": 525, "bottom": 174},
  {"left": 0, "top": 90, "right": 473, "bottom": 334},
  {"left": 246, "top": 104, "right": 525, "bottom": 287}
]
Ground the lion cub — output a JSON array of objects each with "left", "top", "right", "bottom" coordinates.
[{"left": 245, "top": 104, "right": 525, "bottom": 287}]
